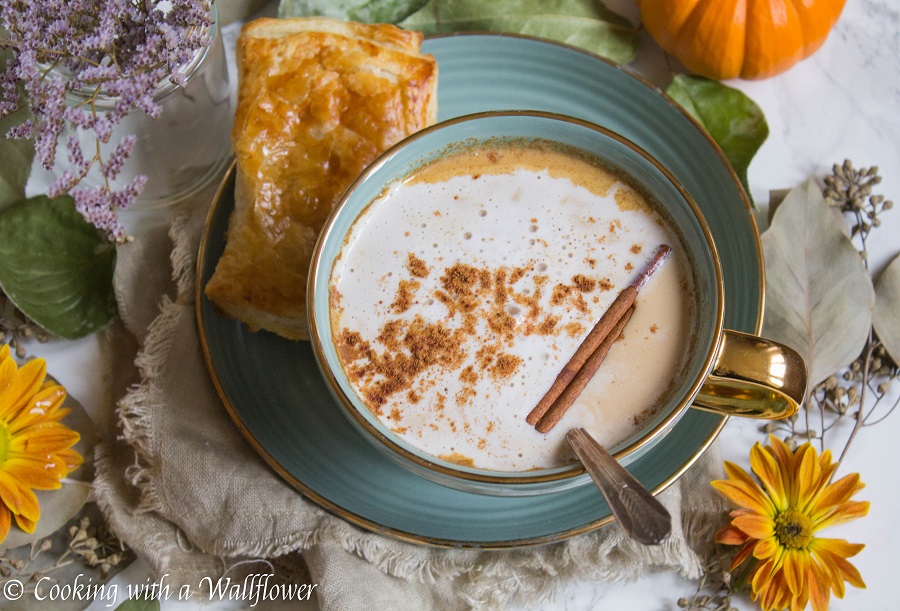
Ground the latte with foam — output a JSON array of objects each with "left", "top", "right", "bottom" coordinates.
[{"left": 329, "top": 140, "right": 697, "bottom": 471}]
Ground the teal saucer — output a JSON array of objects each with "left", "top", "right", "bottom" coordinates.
[{"left": 196, "top": 33, "right": 761, "bottom": 548}]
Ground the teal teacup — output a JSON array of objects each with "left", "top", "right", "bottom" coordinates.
[{"left": 308, "top": 111, "right": 805, "bottom": 496}]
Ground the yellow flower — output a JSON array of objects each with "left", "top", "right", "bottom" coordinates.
[
  {"left": 712, "top": 435, "right": 869, "bottom": 611},
  {"left": 0, "top": 343, "right": 83, "bottom": 541}
]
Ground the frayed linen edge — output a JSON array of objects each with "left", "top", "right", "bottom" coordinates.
[
  {"left": 115, "top": 295, "right": 183, "bottom": 517},
  {"left": 169, "top": 213, "right": 197, "bottom": 300},
  {"left": 462, "top": 531, "right": 705, "bottom": 610},
  {"left": 94, "top": 442, "right": 193, "bottom": 568}
]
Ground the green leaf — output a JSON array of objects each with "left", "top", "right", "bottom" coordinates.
[
  {"left": 666, "top": 75, "right": 768, "bottom": 202},
  {"left": 761, "top": 179, "right": 875, "bottom": 390},
  {"left": 874, "top": 253, "right": 900, "bottom": 366},
  {"left": 401, "top": 0, "right": 639, "bottom": 64},
  {"left": 116, "top": 598, "right": 161, "bottom": 611},
  {"left": 0, "top": 195, "right": 117, "bottom": 339},
  {"left": 279, "top": 0, "right": 431, "bottom": 23},
  {"left": 0, "top": 46, "right": 35, "bottom": 210}
]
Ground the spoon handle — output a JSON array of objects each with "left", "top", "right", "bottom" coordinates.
[{"left": 566, "top": 428, "right": 671, "bottom": 545}]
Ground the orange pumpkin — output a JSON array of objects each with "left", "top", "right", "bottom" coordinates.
[{"left": 636, "top": 0, "right": 846, "bottom": 80}]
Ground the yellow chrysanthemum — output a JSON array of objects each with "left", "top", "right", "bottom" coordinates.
[
  {"left": 0, "top": 343, "right": 83, "bottom": 542},
  {"left": 712, "top": 435, "right": 869, "bottom": 611}
]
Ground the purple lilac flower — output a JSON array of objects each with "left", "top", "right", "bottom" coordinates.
[
  {"left": 101, "top": 134, "right": 136, "bottom": 181},
  {"left": 0, "top": 0, "right": 213, "bottom": 241}
]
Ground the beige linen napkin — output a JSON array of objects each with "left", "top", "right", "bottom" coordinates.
[{"left": 93, "top": 182, "right": 728, "bottom": 610}]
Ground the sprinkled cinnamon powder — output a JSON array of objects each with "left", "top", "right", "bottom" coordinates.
[
  {"left": 509, "top": 266, "right": 528, "bottom": 285},
  {"left": 327, "top": 140, "right": 695, "bottom": 473},
  {"left": 442, "top": 262, "right": 480, "bottom": 294},
  {"left": 406, "top": 253, "right": 429, "bottom": 278},
  {"left": 537, "top": 315, "right": 559, "bottom": 335},
  {"left": 550, "top": 283, "right": 571, "bottom": 305},
  {"left": 459, "top": 365, "right": 478, "bottom": 385},
  {"left": 491, "top": 353, "right": 523, "bottom": 380},
  {"left": 572, "top": 274, "right": 596, "bottom": 292},
  {"left": 631, "top": 243, "right": 643, "bottom": 254},
  {"left": 390, "top": 279, "right": 419, "bottom": 313},
  {"left": 493, "top": 269, "right": 508, "bottom": 304},
  {"left": 475, "top": 343, "right": 499, "bottom": 370},
  {"left": 456, "top": 386, "right": 477, "bottom": 406},
  {"left": 565, "top": 321, "right": 585, "bottom": 337},
  {"left": 338, "top": 250, "right": 628, "bottom": 423}
]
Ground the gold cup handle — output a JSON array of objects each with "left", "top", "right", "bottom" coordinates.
[{"left": 692, "top": 329, "right": 808, "bottom": 419}]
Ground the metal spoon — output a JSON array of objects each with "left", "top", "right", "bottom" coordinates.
[{"left": 566, "top": 428, "right": 671, "bottom": 545}]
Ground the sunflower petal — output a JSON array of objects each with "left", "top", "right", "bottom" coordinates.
[
  {"left": 811, "top": 537, "right": 865, "bottom": 560},
  {"left": 0, "top": 347, "right": 15, "bottom": 390},
  {"left": 713, "top": 468, "right": 775, "bottom": 515},
  {"left": 731, "top": 541, "right": 757, "bottom": 570},
  {"left": 768, "top": 435, "right": 796, "bottom": 470},
  {"left": 716, "top": 522, "right": 750, "bottom": 545},
  {"left": 8, "top": 422, "right": 80, "bottom": 454},
  {"left": 53, "top": 447, "right": 85, "bottom": 472},
  {"left": 0, "top": 358, "right": 46, "bottom": 418},
  {"left": 795, "top": 445, "right": 824, "bottom": 509},
  {"left": 808, "top": 560, "right": 832, "bottom": 611},
  {"left": 751, "top": 555, "right": 780, "bottom": 595},
  {"left": 750, "top": 442, "right": 788, "bottom": 510},
  {"left": 819, "top": 551, "right": 847, "bottom": 599},
  {"left": 782, "top": 550, "right": 810, "bottom": 596},
  {"left": 7, "top": 385, "right": 67, "bottom": 432},
  {"left": 809, "top": 473, "right": 863, "bottom": 519},
  {"left": 753, "top": 536, "right": 781, "bottom": 560},
  {"left": 827, "top": 552, "right": 866, "bottom": 590},
  {"left": 3, "top": 457, "right": 67, "bottom": 490},
  {"left": 13, "top": 511, "right": 37, "bottom": 533},
  {"left": 733, "top": 513, "right": 775, "bottom": 539},
  {"left": 815, "top": 500, "right": 870, "bottom": 530},
  {"left": 0, "top": 505, "right": 10, "bottom": 542},
  {"left": 766, "top": 572, "right": 793, "bottom": 611},
  {"left": 817, "top": 448, "right": 837, "bottom": 482},
  {"left": 0, "top": 471, "right": 40, "bottom": 521}
]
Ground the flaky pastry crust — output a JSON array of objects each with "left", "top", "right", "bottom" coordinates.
[{"left": 205, "top": 17, "right": 438, "bottom": 340}]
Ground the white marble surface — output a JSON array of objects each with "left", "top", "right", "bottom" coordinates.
[
  {"left": 537, "top": 2, "right": 900, "bottom": 610},
  {"left": 24, "top": 0, "right": 899, "bottom": 609}
]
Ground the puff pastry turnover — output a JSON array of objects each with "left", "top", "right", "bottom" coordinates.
[{"left": 205, "top": 17, "right": 438, "bottom": 340}]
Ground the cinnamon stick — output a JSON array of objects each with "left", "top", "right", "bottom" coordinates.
[
  {"left": 525, "top": 286, "right": 637, "bottom": 424},
  {"left": 525, "top": 244, "right": 672, "bottom": 429},
  {"left": 536, "top": 306, "right": 633, "bottom": 433}
]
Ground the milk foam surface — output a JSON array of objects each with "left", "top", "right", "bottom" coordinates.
[{"left": 330, "top": 143, "right": 695, "bottom": 471}]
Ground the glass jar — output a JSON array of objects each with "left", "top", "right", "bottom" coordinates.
[{"left": 61, "top": 6, "right": 234, "bottom": 209}]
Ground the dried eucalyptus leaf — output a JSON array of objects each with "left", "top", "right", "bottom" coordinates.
[
  {"left": 767, "top": 189, "right": 790, "bottom": 222},
  {"left": 401, "top": 0, "right": 639, "bottom": 64},
  {"left": 761, "top": 179, "right": 875, "bottom": 389},
  {"left": 874, "top": 253, "right": 900, "bottom": 366},
  {"left": 278, "top": 0, "right": 430, "bottom": 23},
  {"left": 0, "top": 47, "right": 35, "bottom": 210},
  {"left": 0, "top": 195, "right": 117, "bottom": 339},
  {"left": 0, "top": 483, "right": 91, "bottom": 550},
  {"left": 768, "top": 187, "right": 851, "bottom": 237},
  {"left": 666, "top": 75, "right": 768, "bottom": 204}
]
